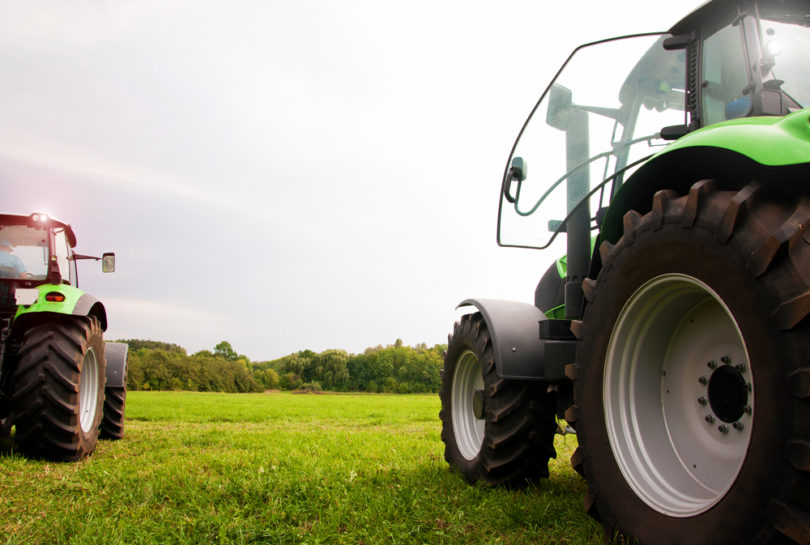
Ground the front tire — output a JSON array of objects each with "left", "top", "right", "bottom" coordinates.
[
  {"left": 569, "top": 182, "right": 810, "bottom": 544},
  {"left": 11, "top": 316, "right": 106, "bottom": 461},
  {"left": 440, "top": 312, "right": 556, "bottom": 486},
  {"left": 100, "top": 386, "right": 126, "bottom": 440}
]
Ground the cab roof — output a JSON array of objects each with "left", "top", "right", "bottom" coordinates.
[
  {"left": 0, "top": 213, "right": 77, "bottom": 247},
  {"left": 670, "top": 0, "right": 810, "bottom": 35}
]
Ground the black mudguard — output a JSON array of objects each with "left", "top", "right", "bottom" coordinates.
[
  {"left": 104, "top": 342, "right": 128, "bottom": 388},
  {"left": 457, "top": 298, "right": 575, "bottom": 382}
]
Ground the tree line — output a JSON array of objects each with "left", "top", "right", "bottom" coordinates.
[{"left": 118, "top": 339, "right": 446, "bottom": 394}]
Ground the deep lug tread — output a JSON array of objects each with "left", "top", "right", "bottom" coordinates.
[
  {"left": 584, "top": 486, "right": 600, "bottom": 521},
  {"left": 788, "top": 369, "right": 810, "bottom": 399},
  {"left": 715, "top": 181, "right": 760, "bottom": 244},
  {"left": 570, "top": 320, "right": 584, "bottom": 340},
  {"left": 564, "top": 404, "right": 579, "bottom": 424},
  {"left": 769, "top": 502, "right": 810, "bottom": 544},
  {"left": 10, "top": 317, "right": 106, "bottom": 461},
  {"left": 747, "top": 199, "right": 810, "bottom": 277},
  {"left": 599, "top": 241, "right": 615, "bottom": 265},
  {"left": 440, "top": 312, "right": 557, "bottom": 487},
  {"left": 651, "top": 189, "right": 679, "bottom": 230},
  {"left": 582, "top": 278, "right": 596, "bottom": 302},
  {"left": 571, "top": 446, "right": 585, "bottom": 477},
  {"left": 773, "top": 291, "right": 810, "bottom": 331},
  {"left": 683, "top": 179, "right": 716, "bottom": 228},
  {"left": 787, "top": 440, "right": 810, "bottom": 472},
  {"left": 622, "top": 210, "right": 642, "bottom": 245}
]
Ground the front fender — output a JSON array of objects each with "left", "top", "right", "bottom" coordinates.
[
  {"left": 601, "top": 109, "right": 810, "bottom": 247},
  {"left": 458, "top": 298, "right": 574, "bottom": 381},
  {"left": 104, "top": 342, "right": 128, "bottom": 388}
]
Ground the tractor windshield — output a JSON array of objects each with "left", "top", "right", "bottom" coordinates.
[
  {"left": 498, "top": 34, "right": 686, "bottom": 249},
  {"left": 0, "top": 225, "right": 49, "bottom": 280},
  {"left": 757, "top": 12, "right": 810, "bottom": 109},
  {"left": 702, "top": 7, "right": 810, "bottom": 125}
]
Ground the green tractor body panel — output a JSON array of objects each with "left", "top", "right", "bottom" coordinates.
[
  {"left": 657, "top": 108, "right": 810, "bottom": 166},
  {"left": 13, "top": 283, "right": 104, "bottom": 327},
  {"left": 600, "top": 111, "right": 810, "bottom": 247}
]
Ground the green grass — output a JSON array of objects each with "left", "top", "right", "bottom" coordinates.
[{"left": 0, "top": 392, "right": 601, "bottom": 544}]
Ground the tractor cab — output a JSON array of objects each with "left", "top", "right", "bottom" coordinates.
[
  {"left": 0, "top": 213, "right": 115, "bottom": 313},
  {"left": 498, "top": 0, "right": 810, "bottom": 252}
]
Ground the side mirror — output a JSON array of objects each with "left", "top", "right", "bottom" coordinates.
[
  {"left": 546, "top": 83, "right": 573, "bottom": 131},
  {"left": 102, "top": 252, "right": 116, "bottom": 273},
  {"left": 509, "top": 156, "right": 527, "bottom": 182},
  {"left": 502, "top": 156, "right": 528, "bottom": 204}
]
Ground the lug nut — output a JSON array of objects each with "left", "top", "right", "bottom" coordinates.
[
  {"left": 707, "top": 360, "right": 717, "bottom": 370},
  {"left": 745, "top": 382, "right": 752, "bottom": 392},
  {"left": 735, "top": 363, "right": 746, "bottom": 373},
  {"left": 721, "top": 355, "right": 732, "bottom": 364},
  {"left": 718, "top": 424, "right": 729, "bottom": 434},
  {"left": 698, "top": 396, "right": 707, "bottom": 405},
  {"left": 705, "top": 415, "right": 716, "bottom": 424},
  {"left": 744, "top": 405, "right": 752, "bottom": 415},
  {"left": 733, "top": 422, "right": 745, "bottom": 431},
  {"left": 699, "top": 376, "right": 708, "bottom": 385}
]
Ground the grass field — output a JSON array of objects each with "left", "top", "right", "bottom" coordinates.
[{"left": 0, "top": 392, "right": 602, "bottom": 544}]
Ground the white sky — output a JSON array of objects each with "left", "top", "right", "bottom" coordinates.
[{"left": 0, "top": 0, "right": 704, "bottom": 361}]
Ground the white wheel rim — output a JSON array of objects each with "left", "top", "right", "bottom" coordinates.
[
  {"left": 604, "top": 273, "right": 753, "bottom": 517},
  {"left": 452, "top": 350, "right": 485, "bottom": 460},
  {"left": 79, "top": 347, "right": 100, "bottom": 433}
]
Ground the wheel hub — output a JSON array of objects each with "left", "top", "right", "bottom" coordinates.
[
  {"left": 604, "top": 274, "right": 754, "bottom": 518},
  {"left": 707, "top": 360, "right": 748, "bottom": 424}
]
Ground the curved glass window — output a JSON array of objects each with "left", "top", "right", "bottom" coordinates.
[{"left": 498, "top": 34, "right": 686, "bottom": 249}]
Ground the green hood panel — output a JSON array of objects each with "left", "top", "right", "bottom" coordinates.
[
  {"left": 660, "top": 108, "right": 810, "bottom": 166},
  {"left": 15, "top": 284, "right": 87, "bottom": 319}
]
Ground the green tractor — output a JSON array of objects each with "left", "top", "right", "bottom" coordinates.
[
  {"left": 440, "top": 0, "right": 810, "bottom": 542},
  {"left": 0, "top": 212, "right": 128, "bottom": 461}
]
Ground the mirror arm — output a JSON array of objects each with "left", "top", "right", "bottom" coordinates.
[
  {"left": 502, "top": 171, "right": 519, "bottom": 204},
  {"left": 72, "top": 254, "right": 102, "bottom": 261}
]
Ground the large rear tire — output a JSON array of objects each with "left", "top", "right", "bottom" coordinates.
[
  {"left": 440, "top": 312, "right": 557, "bottom": 486},
  {"left": 568, "top": 181, "right": 810, "bottom": 544},
  {"left": 11, "top": 316, "right": 106, "bottom": 461}
]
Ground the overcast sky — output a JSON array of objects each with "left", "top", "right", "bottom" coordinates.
[{"left": 0, "top": 0, "right": 704, "bottom": 361}]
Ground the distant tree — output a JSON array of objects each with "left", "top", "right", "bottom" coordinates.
[
  {"left": 312, "top": 349, "right": 349, "bottom": 390},
  {"left": 116, "top": 339, "right": 187, "bottom": 355},
  {"left": 214, "top": 341, "right": 240, "bottom": 361}
]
